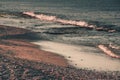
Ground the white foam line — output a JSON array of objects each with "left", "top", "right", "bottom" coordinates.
[
  {"left": 32, "top": 41, "right": 120, "bottom": 71},
  {"left": 23, "top": 11, "right": 95, "bottom": 28},
  {"left": 98, "top": 45, "right": 120, "bottom": 58}
]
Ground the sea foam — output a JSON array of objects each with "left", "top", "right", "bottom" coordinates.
[{"left": 23, "top": 12, "right": 95, "bottom": 28}]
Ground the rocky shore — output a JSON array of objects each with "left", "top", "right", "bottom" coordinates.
[{"left": 0, "top": 25, "right": 120, "bottom": 80}]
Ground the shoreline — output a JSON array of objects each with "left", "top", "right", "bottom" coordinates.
[
  {"left": 33, "top": 41, "right": 120, "bottom": 71},
  {"left": 0, "top": 25, "right": 120, "bottom": 71},
  {"left": 0, "top": 25, "right": 120, "bottom": 79},
  {"left": 0, "top": 25, "right": 68, "bottom": 67}
]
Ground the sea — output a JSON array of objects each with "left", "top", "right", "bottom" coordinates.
[{"left": 0, "top": 0, "right": 120, "bottom": 71}]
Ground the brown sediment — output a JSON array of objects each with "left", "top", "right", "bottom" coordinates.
[
  {"left": 98, "top": 44, "right": 120, "bottom": 58},
  {"left": 0, "top": 25, "right": 68, "bottom": 67}
]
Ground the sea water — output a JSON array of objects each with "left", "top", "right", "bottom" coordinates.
[{"left": 0, "top": 0, "right": 120, "bottom": 71}]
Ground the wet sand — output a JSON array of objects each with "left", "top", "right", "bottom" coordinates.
[
  {"left": 0, "top": 25, "right": 68, "bottom": 67},
  {"left": 33, "top": 41, "right": 120, "bottom": 71}
]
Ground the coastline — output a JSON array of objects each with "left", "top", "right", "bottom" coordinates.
[
  {"left": 0, "top": 0, "right": 120, "bottom": 79},
  {"left": 0, "top": 25, "right": 120, "bottom": 79},
  {"left": 0, "top": 25, "right": 68, "bottom": 67},
  {"left": 0, "top": 25, "right": 120, "bottom": 71}
]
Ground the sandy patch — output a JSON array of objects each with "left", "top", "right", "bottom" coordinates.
[
  {"left": 33, "top": 41, "right": 120, "bottom": 71},
  {"left": 0, "top": 40, "right": 68, "bottom": 67}
]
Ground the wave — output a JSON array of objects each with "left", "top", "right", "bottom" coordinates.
[{"left": 23, "top": 11, "right": 117, "bottom": 32}]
